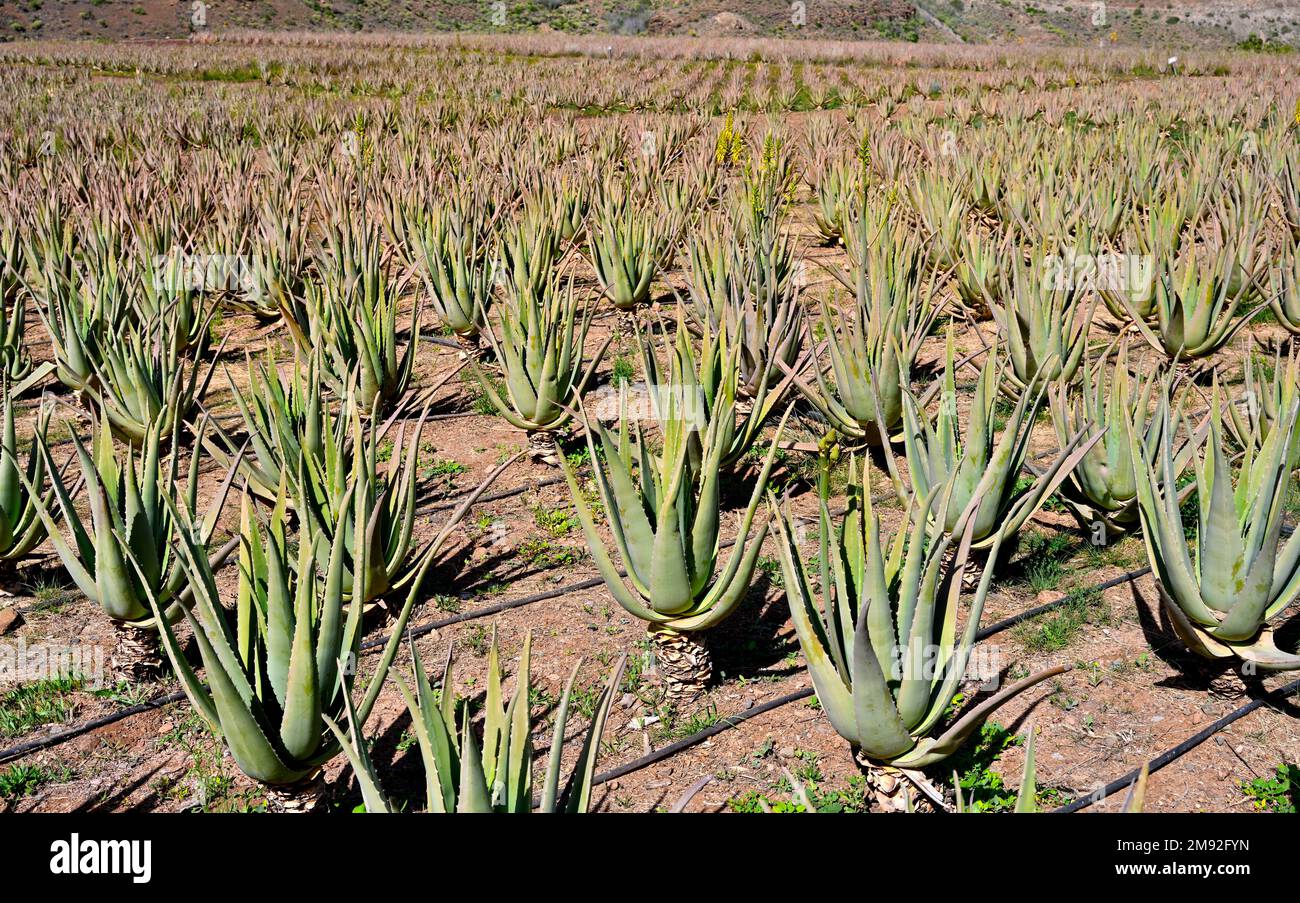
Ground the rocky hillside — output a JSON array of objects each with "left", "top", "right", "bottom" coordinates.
[
  {"left": 0, "top": 1, "right": 916, "bottom": 41},
  {"left": 0, "top": 0, "right": 1294, "bottom": 48}
]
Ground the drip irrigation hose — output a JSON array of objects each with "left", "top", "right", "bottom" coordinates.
[
  {"left": 358, "top": 576, "right": 608, "bottom": 651},
  {"left": 975, "top": 565, "right": 1153, "bottom": 641},
  {"left": 1052, "top": 677, "right": 1300, "bottom": 814},
  {"left": 0, "top": 691, "right": 186, "bottom": 767},
  {"left": 589, "top": 688, "right": 817, "bottom": 789}
]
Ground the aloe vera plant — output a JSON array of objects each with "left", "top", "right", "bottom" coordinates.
[
  {"left": 588, "top": 193, "right": 667, "bottom": 312},
  {"left": 134, "top": 246, "right": 212, "bottom": 356},
  {"left": 1268, "top": 241, "right": 1300, "bottom": 336},
  {"left": 332, "top": 632, "right": 624, "bottom": 813},
  {"left": 31, "top": 250, "right": 127, "bottom": 396},
  {"left": 1213, "top": 166, "right": 1271, "bottom": 302},
  {"left": 16, "top": 416, "right": 239, "bottom": 680},
  {"left": 91, "top": 311, "right": 221, "bottom": 446},
  {"left": 203, "top": 351, "right": 350, "bottom": 508},
  {"left": 770, "top": 459, "right": 1066, "bottom": 810},
  {"left": 1227, "top": 348, "right": 1299, "bottom": 459},
  {"left": 1129, "top": 390, "right": 1300, "bottom": 671},
  {"left": 810, "top": 160, "right": 858, "bottom": 245},
  {"left": 1124, "top": 245, "right": 1260, "bottom": 362},
  {"left": 687, "top": 216, "right": 802, "bottom": 400},
  {"left": 0, "top": 387, "right": 57, "bottom": 563},
  {"left": 907, "top": 172, "right": 967, "bottom": 270},
  {"left": 241, "top": 193, "right": 310, "bottom": 320},
  {"left": 285, "top": 216, "right": 420, "bottom": 416},
  {"left": 1133, "top": 190, "right": 1195, "bottom": 261},
  {"left": 293, "top": 407, "right": 429, "bottom": 609},
  {"left": 560, "top": 393, "right": 789, "bottom": 703},
  {"left": 469, "top": 276, "right": 610, "bottom": 464},
  {"left": 993, "top": 246, "right": 1096, "bottom": 396},
  {"left": 407, "top": 200, "right": 494, "bottom": 357},
  {"left": 1279, "top": 145, "right": 1300, "bottom": 245},
  {"left": 139, "top": 445, "right": 512, "bottom": 799},
  {"left": 791, "top": 218, "right": 939, "bottom": 446},
  {"left": 138, "top": 487, "right": 424, "bottom": 797},
  {"left": 884, "top": 336, "right": 1102, "bottom": 556},
  {"left": 549, "top": 181, "right": 590, "bottom": 244},
  {"left": 0, "top": 219, "right": 50, "bottom": 395},
  {"left": 215, "top": 358, "right": 443, "bottom": 609},
  {"left": 953, "top": 228, "right": 1005, "bottom": 322},
  {"left": 1049, "top": 341, "right": 1200, "bottom": 540},
  {"left": 499, "top": 208, "right": 562, "bottom": 303},
  {"left": 638, "top": 313, "right": 783, "bottom": 469},
  {"left": 1096, "top": 236, "right": 1158, "bottom": 323}
]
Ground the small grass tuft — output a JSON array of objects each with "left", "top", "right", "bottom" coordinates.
[
  {"left": 0, "top": 762, "right": 72, "bottom": 800},
  {"left": 0, "top": 675, "right": 84, "bottom": 738},
  {"left": 1015, "top": 586, "right": 1108, "bottom": 654}
]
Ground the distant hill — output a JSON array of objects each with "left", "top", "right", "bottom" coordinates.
[
  {"left": 921, "top": 0, "right": 1299, "bottom": 50},
  {"left": 0, "top": 0, "right": 1295, "bottom": 49}
]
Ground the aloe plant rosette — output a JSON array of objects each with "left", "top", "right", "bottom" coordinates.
[
  {"left": 638, "top": 315, "right": 784, "bottom": 470},
  {"left": 770, "top": 462, "right": 1066, "bottom": 810},
  {"left": 137, "top": 435, "right": 519, "bottom": 806},
  {"left": 134, "top": 487, "right": 427, "bottom": 805},
  {"left": 561, "top": 395, "right": 790, "bottom": 704},
  {"left": 16, "top": 416, "right": 239, "bottom": 680},
  {"left": 1128, "top": 392, "right": 1300, "bottom": 672},
  {"left": 1124, "top": 246, "right": 1261, "bottom": 362},
  {"left": 588, "top": 194, "right": 666, "bottom": 313},
  {"left": 408, "top": 202, "right": 493, "bottom": 358},
  {"left": 1049, "top": 341, "right": 1201, "bottom": 541},
  {"left": 0, "top": 387, "right": 57, "bottom": 563},
  {"left": 884, "top": 336, "right": 1103, "bottom": 566},
  {"left": 469, "top": 277, "right": 610, "bottom": 464}
]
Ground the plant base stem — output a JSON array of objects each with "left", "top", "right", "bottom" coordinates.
[
  {"left": 940, "top": 544, "right": 988, "bottom": 592},
  {"left": 651, "top": 628, "right": 711, "bottom": 707},
  {"left": 110, "top": 623, "right": 163, "bottom": 683},
  {"left": 853, "top": 752, "right": 947, "bottom": 813},
  {"left": 527, "top": 431, "right": 561, "bottom": 466},
  {"left": 266, "top": 770, "right": 327, "bottom": 813},
  {"left": 454, "top": 332, "right": 485, "bottom": 361}
]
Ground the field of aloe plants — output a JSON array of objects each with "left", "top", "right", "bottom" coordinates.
[{"left": 0, "top": 31, "right": 1298, "bottom": 818}]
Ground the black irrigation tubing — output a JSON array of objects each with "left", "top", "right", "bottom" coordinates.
[
  {"left": 1053, "top": 677, "right": 1300, "bottom": 814},
  {"left": 589, "top": 688, "right": 817, "bottom": 789},
  {"left": 975, "top": 565, "right": 1154, "bottom": 641},
  {"left": 0, "top": 691, "right": 187, "bottom": 767},
  {"left": 357, "top": 576, "right": 608, "bottom": 651}
]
